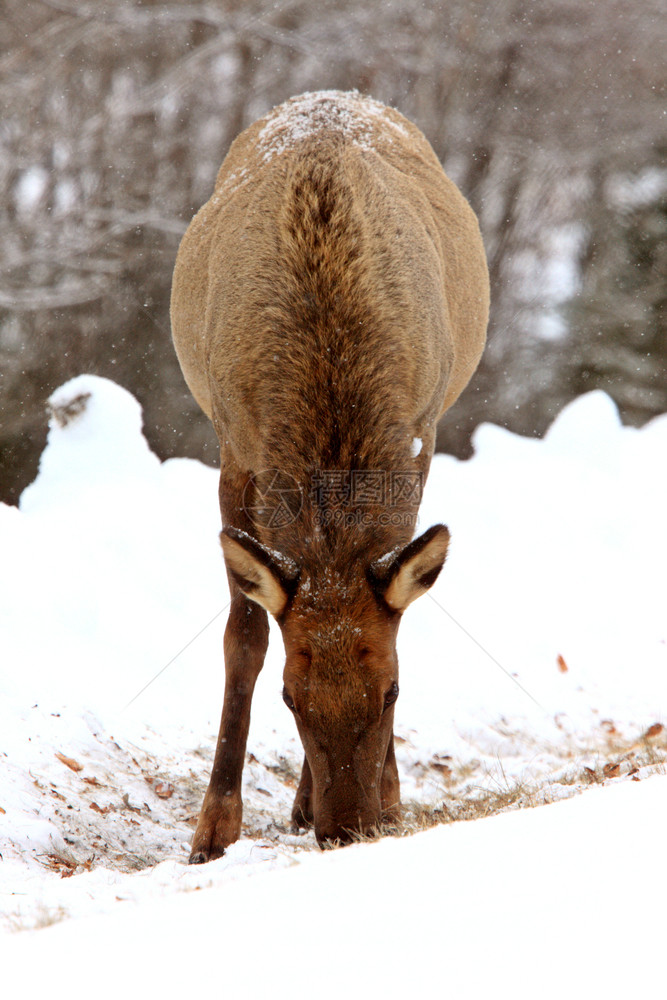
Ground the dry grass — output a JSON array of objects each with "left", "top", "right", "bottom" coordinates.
[
  {"left": 5, "top": 904, "right": 69, "bottom": 933},
  {"left": 403, "top": 782, "right": 534, "bottom": 832},
  {"left": 22, "top": 718, "right": 667, "bottom": 885},
  {"left": 349, "top": 726, "right": 667, "bottom": 846}
]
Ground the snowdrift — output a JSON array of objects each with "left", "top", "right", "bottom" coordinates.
[{"left": 1, "top": 375, "right": 666, "bottom": 996}]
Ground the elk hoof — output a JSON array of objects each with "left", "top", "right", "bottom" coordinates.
[
  {"left": 188, "top": 839, "right": 228, "bottom": 865},
  {"left": 188, "top": 793, "right": 242, "bottom": 863},
  {"left": 189, "top": 849, "right": 217, "bottom": 865},
  {"left": 291, "top": 799, "right": 313, "bottom": 833}
]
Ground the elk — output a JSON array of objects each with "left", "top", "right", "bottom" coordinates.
[{"left": 171, "top": 91, "right": 489, "bottom": 862}]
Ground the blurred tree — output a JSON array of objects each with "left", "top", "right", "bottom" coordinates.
[
  {"left": 567, "top": 161, "right": 667, "bottom": 423},
  {"left": 0, "top": 0, "right": 663, "bottom": 503}
]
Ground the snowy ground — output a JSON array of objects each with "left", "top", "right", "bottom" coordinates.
[{"left": 1, "top": 375, "right": 666, "bottom": 996}]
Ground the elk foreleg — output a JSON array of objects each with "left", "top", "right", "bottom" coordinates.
[
  {"left": 381, "top": 734, "right": 400, "bottom": 826},
  {"left": 291, "top": 754, "right": 314, "bottom": 832},
  {"left": 189, "top": 589, "right": 269, "bottom": 863}
]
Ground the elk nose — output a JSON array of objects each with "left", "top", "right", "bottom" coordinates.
[
  {"left": 315, "top": 820, "right": 380, "bottom": 850},
  {"left": 316, "top": 826, "right": 356, "bottom": 850}
]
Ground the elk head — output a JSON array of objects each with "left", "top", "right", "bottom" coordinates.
[{"left": 220, "top": 523, "right": 450, "bottom": 846}]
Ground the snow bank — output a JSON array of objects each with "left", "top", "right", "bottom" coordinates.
[
  {"left": 4, "top": 777, "right": 666, "bottom": 999},
  {"left": 1, "top": 375, "right": 666, "bottom": 996},
  {"left": 405, "top": 389, "right": 667, "bottom": 755}
]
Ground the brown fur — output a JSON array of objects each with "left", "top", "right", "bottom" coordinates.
[{"left": 171, "top": 92, "right": 489, "bottom": 859}]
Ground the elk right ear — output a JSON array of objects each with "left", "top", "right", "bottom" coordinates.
[
  {"left": 370, "top": 524, "right": 450, "bottom": 614},
  {"left": 220, "top": 528, "right": 298, "bottom": 618}
]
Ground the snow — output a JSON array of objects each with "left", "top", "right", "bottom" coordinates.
[
  {"left": 607, "top": 165, "right": 667, "bottom": 210},
  {"left": 256, "top": 90, "right": 408, "bottom": 163},
  {"left": 1, "top": 375, "right": 666, "bottom": 996},
  {"left": 225, "top": 524, "right": 299, "bottom": 579},
  {"left": 15, "top": 165, "right": 49, "bottom": 213},
  {"left": 3, "top": 778, "right": 667, "bottom": 1000},
  {"left": 3, "top": 777, "right": 666, "bottom": 998}
]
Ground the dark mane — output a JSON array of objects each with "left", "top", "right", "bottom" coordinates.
[{"left": 252, "top": 138, "right": 420, "bottom": 563}]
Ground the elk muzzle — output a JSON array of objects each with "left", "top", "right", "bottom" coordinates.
[{"left": 307, "top": 729, "right": 391, "bottom": 848}]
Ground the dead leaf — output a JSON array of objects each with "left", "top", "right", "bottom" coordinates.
[
  {"left": 0, "top": 805, "right": 6, "bottom": 814},
  {"left": 644, "top": 723, "right": 664, "bottom": 740},
  {"left": 153, "top": 781, "right": 175, "bottom": 799},
  {"left": 583, "top": 767, "right": 597, "bottom": 782},
  {"left": 90, "top": 801, "right": 110, "bottom": 814},
  {"left": 556, "top": 654, "right": 568, "bottom": 673},
  {"left": 430, "top": 758, "right": 453, "bottom": 777},
  {"left": 43, "top": 853, "right": 77, "bottom": 875},
  {"left": 82, "top": 776, "right": 101, "bottom": 786},
  {"left": 55, "top": 751, "right": 83, "bottom": 772},
  {"left": 121, "top": 793, "right": 143, "bottom": 814},
  {"left": 603, "top": 762, "right": 621, "bottom": 778},
  {"left": 600, "top": 720, "right": 617, "bottom": 735}
]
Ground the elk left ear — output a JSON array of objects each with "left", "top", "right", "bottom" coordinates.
[
  {"left": 371, "top": 524, "right": 450, "bottom": 613},
  {"left": 220, "top": 527, "right": 299, "bottom": 618}
]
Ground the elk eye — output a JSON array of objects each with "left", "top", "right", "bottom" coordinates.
[
  {"left": 282, "top": 686, "right": 295, "bottom": 711},
  {"left": 383, "top": 682, "right": 399, "bottom": 710}
]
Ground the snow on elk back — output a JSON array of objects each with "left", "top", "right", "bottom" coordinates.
[{"left": 170, "top": 90, "right": 490, "bottom": 860}]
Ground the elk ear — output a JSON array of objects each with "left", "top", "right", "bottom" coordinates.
[
  {"left": 220, "top": 527, "right": 298, "bottom": 617},
  {"left": 371, "top": 524, "right": 450, "bottom": 613}
]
